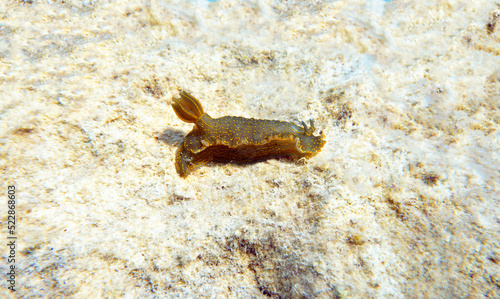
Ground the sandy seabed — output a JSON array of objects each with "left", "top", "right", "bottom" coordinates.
[{"left": 1, "top": 0, "right": 499, "bottom": 298}]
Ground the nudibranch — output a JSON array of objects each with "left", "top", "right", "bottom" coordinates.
[{"left": 172, "top": 91, "right": 326, "bottom": 177}]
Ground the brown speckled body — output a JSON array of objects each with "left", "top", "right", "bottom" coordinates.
[{"left": 172, "top": 91, "right": 326, "bottom": 177}]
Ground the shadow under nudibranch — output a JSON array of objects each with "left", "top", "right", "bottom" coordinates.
[{"left": 157, "top": 128, "right": 186, "bottom": 146}]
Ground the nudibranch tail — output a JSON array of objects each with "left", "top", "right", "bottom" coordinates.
[
  {"left": 175, "top": 143, "right": 195, "bottom": 177},
  {"left": 172, "top": 91, "right": 205, "bottom": 123}
]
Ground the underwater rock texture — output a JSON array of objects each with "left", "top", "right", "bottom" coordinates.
[{"left": 1, "top": 0, "right": 499, "bottom": 298}]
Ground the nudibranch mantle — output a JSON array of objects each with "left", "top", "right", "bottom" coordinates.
[{"left": 172, "top": 91, "right": 326, "bottom": 177}]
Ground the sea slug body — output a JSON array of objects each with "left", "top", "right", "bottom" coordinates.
[{"left": 171, "top": 91, "right": 326, "bottom": 177}]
